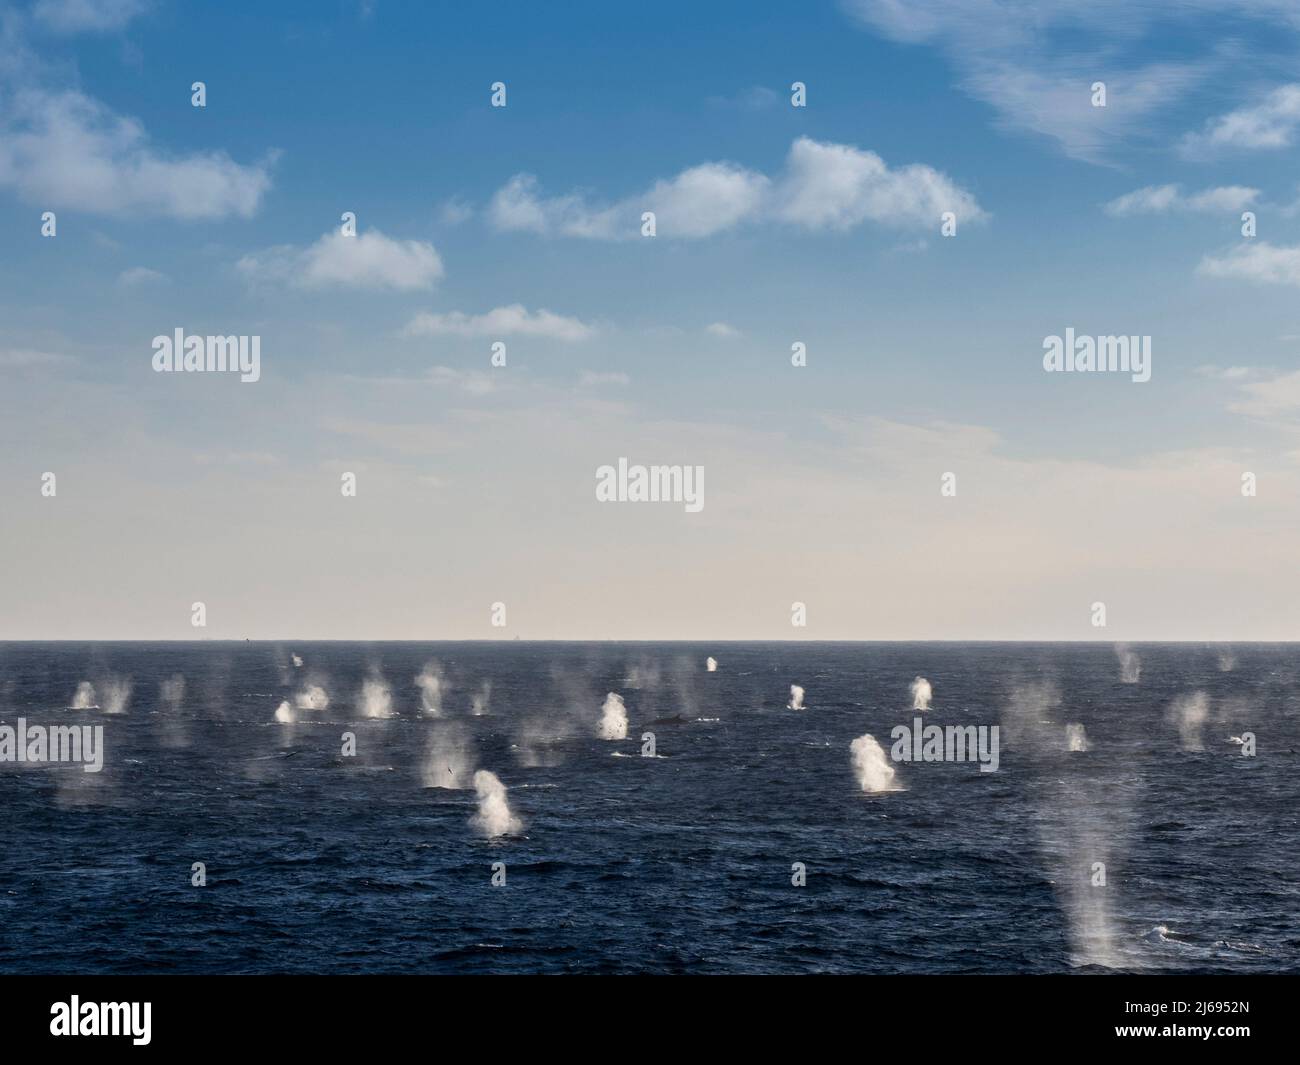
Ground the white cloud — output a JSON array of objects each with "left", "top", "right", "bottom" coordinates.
[
  {"left": 1198, "top": 242, "right": 1300, "bottom": 287},
  {"left": 840, "top": 1, "right": 1298, "bottom": 163},
  {"left": 490, "top": 165, "right": 769, "bottom": 239},
  {"left": 776, "top": 136, "right": 985, "bottom": 229},
  {"left": 489, "top": 174, "right": 623, "bottom": 238},
  {"left": 705, "top": 322, "right": 741, "bottom": 338},
  {"left": 116, "top": 265, "right": 166, "bottom": 286},
  {"left": 1182, "top": 84, "right": 1300, "bottom": 155},
  {"left": 1228, "top": 369, "right": 1300, "bottom": 419},
  {"left": 238, "top": 229, "right": 444, "bottom": 291},
  {"left": 0, "top": 89, "right": 272, "bottom": 218},
  {"left": 1104, "top": 184, "right": 1259, "bottom": 216},
  {"left": 645, "top": 163, "right": 770, "bottom": 237},
  {"left": 403, "top": 304, "right": 594, "bottom": 340},
  {"left": 33, "top": 0, "right": 149, "bottom": 34},
  {"left": 707, "top": 85, "right": 780, "bottom": 111},
  {"left": 489, "top": 137, "right": 982, "bottom": 240}
]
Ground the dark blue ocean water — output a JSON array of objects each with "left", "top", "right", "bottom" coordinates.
[{"left": 0, "top": 642, "right": 1296, "bottom": 974}]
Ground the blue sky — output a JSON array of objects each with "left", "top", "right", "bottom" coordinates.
[{"left": 3, "top": 0, "right": 1300, "bottom": 639}]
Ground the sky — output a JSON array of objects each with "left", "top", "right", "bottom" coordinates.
[{"left": 2, "top": 0, "right": 1300, "bottom": 640}]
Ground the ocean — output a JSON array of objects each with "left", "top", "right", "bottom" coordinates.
[{"left": 0, "top": 641, "right": 1295, "bottom": 974}]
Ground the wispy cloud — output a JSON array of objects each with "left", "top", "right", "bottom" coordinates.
[
  {"left": 337, "top": 365, "right": 500, "bottom": 394},
  {"left": 402, "top": 304, "right": 594, "bottom": 340},
  {"left": 705, "top": 322, "right": 741, "bottom": 338},
  {"left": 706, "top": 85, "right": 780, "bottom": 111},
  {"left": 32, "top": 0, "right": 149, "bottom": 34},
  {"left": 438, "top": 196, "right": 474, "bottom": 226},
  {"left": 490, "top": 165, "right": 768, "bottom": 239},
  {"left": 1181, "top": 84, "right": 1300, "bottom": 156},
  {"left": 489, "top": 136, "right": 983, "bottom": 240},
  {"left": 840, "top": 0, "right": 1299, "bottom": 163},
  {"left": 0, "top": 6, "right": 270, "bottom": 218},
  {"left": 238, "top": 229, "right": 444, "bottom": 291},
  {"left": 116, "top": 265, "right": 167, "bottom": 286},
  {"left": 0, "top": 89, "right": 273, "bottom": 218},
  {"left": 1104, "top": 184, "right": 1259, "bottom": 216},
  {"left": 1195, "top": 365, "right": 1255, "bottom": 381},
  {"left": 1227, "top": 369, "right": 1300, "bottom": 421},
  {"left": 1198, "top": 242, "right": 1300, "bottom": 287}
]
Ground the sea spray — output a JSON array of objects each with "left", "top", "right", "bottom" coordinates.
[
  {"left": 599, "top": 692, "right": 628, "bottom": 739},
  {"left": 360, "top": 674, "right": 394, "bottom": 719},
  {"left": 624, "top": 661, "right": 662, "bottom": 690},
  {"left": 471, "top": 770, "right": 521, "bottom": 837},
  {"left": 1115, "top": 644, "right": 1141, "bottom": 684},
  {"left": 70, "top": 682, "right": 97, "bottom": 709},
  {"left": 1167, "top": 692, "right": 1209, "bottom": 751},
  {"left": 158, "top": 674, "right": 190, "bottom": 746},
  {"left": 1001, "top": 682, "right": 1133, "bottom": 969},
  {"left": 670, "top": 657, "right": 700, "bottom": 721},
  {"left": 422, "top": 723, "right": 474, "bottom": 788},
  {"left": 470, "top": 680, "right": 492, "bottom": 716},
  {"left": 415, "top": 662, "right": 445, "bottom": 715},
  {"left": 275, "top": 650, "right": 302, "bottom": 687},
  {"left": 706, "top": 656, "right": 717, "bottom": 672},
  {"left": 513, "top": 664, "right": 589, "bottom": 767},
  {"left": 100, "top": 677, "right": 133, "bottom": 715},
  {"left": 910, "top": 676, "right": 932, "bottom": 711},
  {"left": 295, "top": 684, "right": 330, "bottom": 712},
  {"left": 274, "top": 701, "right": 294, "bottom": 724},
  {"left": 1066, "top": 723, "right": 1089, "bottom": 751},
  {"left": 514, "top": 718, "right": 568, "bottom": 767},
  {"left": 159, "top": 674, "right": 185, "bottom": 709},
  {"left": 850, "top": 733, "right": 898, "bottom": 792},
  {"left": 788, "top": 684, "right": 805, "bottom": 710},
  {"left": 889, "top": 717, "right": 999, "bottom": 772}
]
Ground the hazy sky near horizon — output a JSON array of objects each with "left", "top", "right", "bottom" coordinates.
[{"left": 3, "top": 0, "right": 1300, "bottom": 640}]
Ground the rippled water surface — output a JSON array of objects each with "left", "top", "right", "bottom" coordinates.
[{"left": 0, "top": 642, "right": 1296, "bottom": 973}]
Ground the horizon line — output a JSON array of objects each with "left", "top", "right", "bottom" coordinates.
[{"left": 0, "top": 638, "right": 1288, "bottom": 645}]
